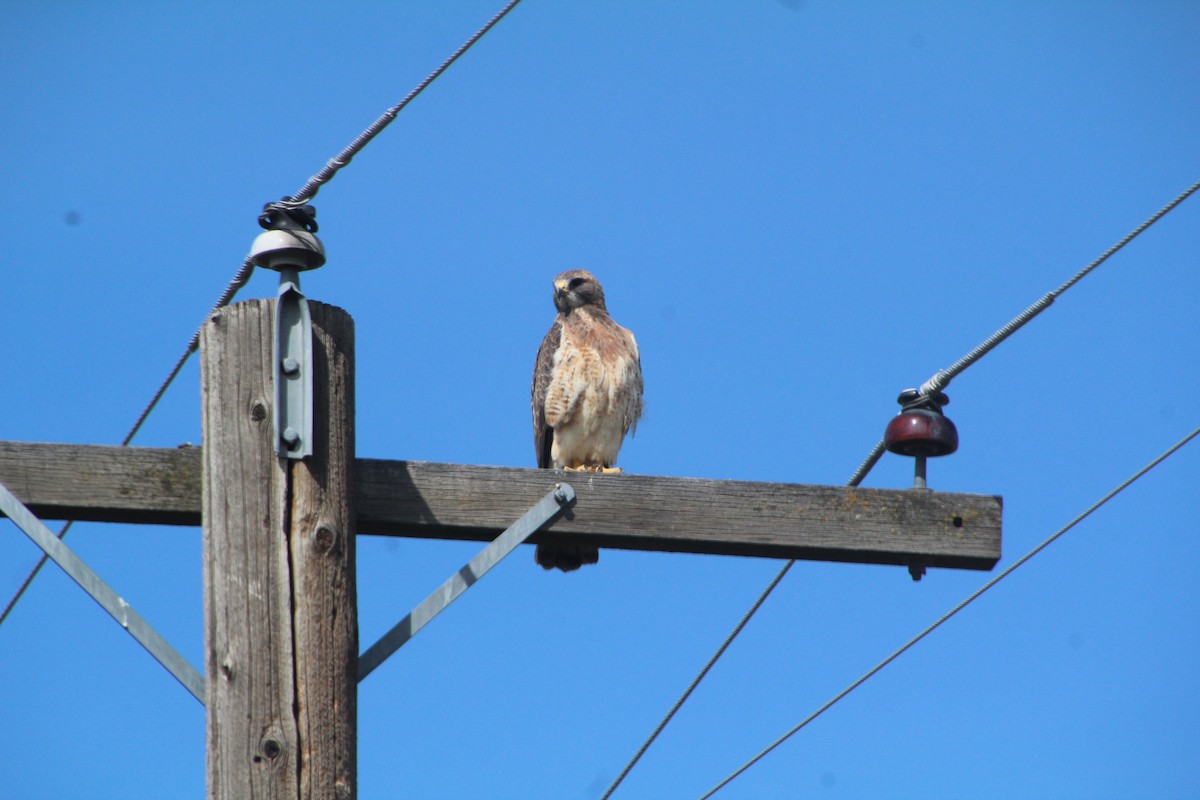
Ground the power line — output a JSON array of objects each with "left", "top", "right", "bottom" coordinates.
[
  {"left": 599, "top": 178, "right": 1200, "bottom": 798},
  {"left": 847, "top": 177, "right": 1200, "bottom": 487},
  {"left": 599, "top": 403, "right": 882, "bottom": 798},
  {"left": 282, "top": 0, "right": 525, "bottom": 208},
  {"left": 0, "top": 0, "right": 526, "bottom": 631},
  {"left": 599, "top": 562, "right": 795, "bottom": 800},
  {"left": 699, "top": 426, "right": 1200, "bottom": 799}
]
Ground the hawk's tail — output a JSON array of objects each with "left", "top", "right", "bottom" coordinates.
[{"left": 535, "top": 543, "right": 599, "bottom": 572}]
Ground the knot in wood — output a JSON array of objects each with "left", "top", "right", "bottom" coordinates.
[
  {"left": 259, "top": 736, "right": 283, "bottom": 761},
  {"left": 249, "top": 402, "right": 268, "bottom": 423},
  {"left": 312, "top": 524, "right": 337, "bottom": 554}
]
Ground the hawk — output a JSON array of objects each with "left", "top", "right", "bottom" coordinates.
[{"left": 531, "top": 269, "right": 643, "bottom": 571}]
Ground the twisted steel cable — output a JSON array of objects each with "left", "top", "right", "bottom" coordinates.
[
  {"left": 602, "top": 178, "right": 1200, "bottom": 798},
  {"left": 701, "top": 426, "right": 1200, "bottom": 799},
  {"left": 0, "top": 0, "right": 525, "bottom": 630},
  {"left": 848, "top": 177, "right": 1200, "bottom": 488}
]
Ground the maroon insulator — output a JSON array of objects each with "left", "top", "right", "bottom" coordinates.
[{"left": 888, "top": 391, "right": 960, "bottom": 460}]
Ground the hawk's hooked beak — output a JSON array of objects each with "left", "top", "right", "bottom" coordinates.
[
  {"left": 553, "top": 279, "right": 571, "bottom": 310},
  {"left": 552, "top": 281, "right": 571, "bottom": 311}
]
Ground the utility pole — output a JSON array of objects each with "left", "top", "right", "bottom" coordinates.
[
  {"left": 201, "top": 298, "right": 357, "bottom": 800},
  {"left": 0, "top": 303, "right": 1002, "bottom": 800}
]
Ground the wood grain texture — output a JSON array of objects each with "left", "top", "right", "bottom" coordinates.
[
  {"left": 199, "top": 299, "right": 357, "bottom": 800},
  {"left": 201, "top": 299, "right": 298, "bottom": 800},
  {"left": 0, "top": 439, "right": 201, "bottom": 526},
  {"left": 1, "top": 444, "right": 1000, "bottom": 571},
  {"left": 355, "top": 461, "right": 1001, "bottom": 570},
  {"left": 288, "top": 302, "right": 357, "bottom": 800}
]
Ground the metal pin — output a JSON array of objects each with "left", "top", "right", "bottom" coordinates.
[{"left": 913, "top": 455, "right": 927, "bottom": 490}]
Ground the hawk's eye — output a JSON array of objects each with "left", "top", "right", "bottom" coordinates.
[{"left": 567, "top": 277, "right": 586, "bottom": 290}]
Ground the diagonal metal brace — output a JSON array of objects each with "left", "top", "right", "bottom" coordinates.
[
  {"left": 358, "top": 482, "right": 576, "bottom": 682},
  {"left": 0, "top": 481, "right": 205, "bottom": 704}
]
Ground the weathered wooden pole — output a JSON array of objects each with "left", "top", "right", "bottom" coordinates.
[{"left": 201, "top": 298, "right": 357, "bottom": 800}]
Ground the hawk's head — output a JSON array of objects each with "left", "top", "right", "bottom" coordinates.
[{"left": 552, "top": 269, "right": 607, "bottom": 313}]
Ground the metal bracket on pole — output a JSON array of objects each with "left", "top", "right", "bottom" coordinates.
[
  {"left": 249, "top": 201, "right": 325, "bottom": 459},
  {"left": 272, "top": 270, "right": 314, "bottom": 458},
  {"left": 358, "top": 482, "right": 577, "bottom": 682},
  {"left": 0, "top": 481, "right": 205, "bottom": 704}
]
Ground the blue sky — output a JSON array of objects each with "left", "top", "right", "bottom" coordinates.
[{"left": 2, "top": 2, "right": 1198, "bottom": 798}]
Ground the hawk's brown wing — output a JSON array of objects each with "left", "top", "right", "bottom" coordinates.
[{"left": 531, "top": 319, "right": 561, "bottom": 468}]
